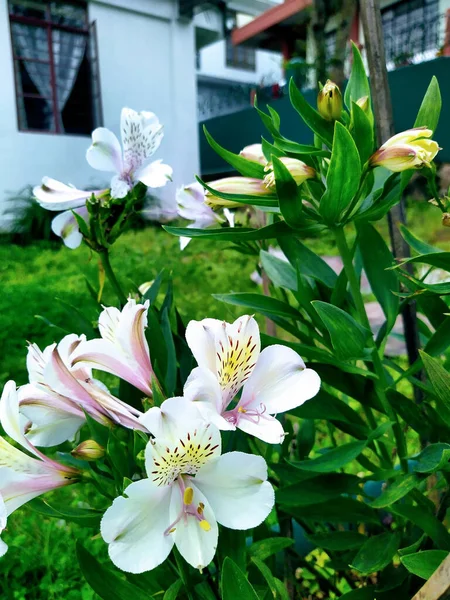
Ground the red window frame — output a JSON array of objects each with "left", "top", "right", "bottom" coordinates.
[{"left": 8, "top": 0, "right": 102, "bottom": 135}]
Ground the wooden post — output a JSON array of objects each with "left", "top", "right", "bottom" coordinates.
[
  {"left": 412, "top": 553, "right": 450, "bottom": 600},
  {"left": 359, "top": 0, "right": 421, "bottom": 389}
]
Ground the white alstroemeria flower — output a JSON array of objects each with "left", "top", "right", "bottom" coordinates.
[
  {"left": 21, "top": 333, "right": 146, "bottom": 447},
  {"left": 33, "top": 178, "right": 105, "bottom": 249},
  {"left": 86, "top": 108, "right": 172, "bottom": 199},
  {"left": 72, "top": 299, "right": 154, "bottom": 397},
  {"left": 176, "top": 182, "right": 234, "bottom": 250},
  {"left": 102, "top": 397, "right": 274, "bottom": 573},
  {"left": 183, "top": 316, "right": 321, "bottom": 444},
  {"left": 0, "top": 495, "right": 7, "bottom": 557},
  {"left": 0, "top": 382, "right": 79, "bottom": 555}
]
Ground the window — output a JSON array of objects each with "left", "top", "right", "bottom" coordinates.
[
  {"left": 382, "top": 0, "right": 440, "bottom": 67},
  {"left": 225, "top": 38, "right": 256, "bottom": 71},
  {"left": 8, "top": 0, "right": 102, "bottom": 134}
]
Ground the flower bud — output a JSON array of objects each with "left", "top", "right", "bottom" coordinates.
[
  {"left": 356, "top": 95, "right": 370, "bottom": 113},
  {"left": 317, "top": 80, "right": 342, "bottom": 121},
  {"left": 264, "top": 157, "right": 316, "bottom": 188},
  {"left": 239, "top": 143, "right": 267, "bottom": 166},
  {"left": 369, "top": 127, "right": 440, "bottom": 172},
  {"left": 205, "top": 177, "right": 272, "bottom": 208},
  {"left": 71, "top": 440, "right": 105, "bottom": 461},
  {"left": 443, "top": 213, "right": 450, "bottom": 228}
]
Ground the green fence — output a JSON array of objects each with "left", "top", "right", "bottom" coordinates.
[{"left": 199, "top": 57, "right": 450, "bottom": 176}]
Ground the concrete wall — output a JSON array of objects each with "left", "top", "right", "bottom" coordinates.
[{"left": 0, "top": 0, "right": 199, "bottom": 226}]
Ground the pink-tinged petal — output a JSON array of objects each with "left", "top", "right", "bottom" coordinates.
[
  {"left": 195, "top": 452, "right": 274, "bottom": 529},
  {"left": 176, "top": 182, "right": 220, "bottom": 229},
  {"left": 33, "top": 177, "right": 93, "bottom": 211},
  {"left": 110, "top": 175, "right": 132, "bottom": 199},
  {"left": 183, "top": 367, "right": 235, "bottom": 431},
  {"left": 0, "top": 494, "right": 7, "bottom": 557},
  {"left": 114, "top": 300, "right": 152, "bottom": 376},
  {"left": 44, "top": 348, "right": 97, "bottom": 408},
  {"left": 86, "top": 127, "right": 123, "bottom": 173},
  {"left": 51, "top": 206, "right": 88, "bottom": 249},
  {"left": 236, "top": 412, "right": 285, "bottom": 445},
  {"left": 137, "top": 159, "right": 173, "bottom": 188},
  {"left": 121, "top": 108, "right": 163, "bottom": 173},
  {"left": 170, "top": 482, "right": 218, "bottom": 570},
  {"left": 240, "top": 345, "right": 321, "bottom": 415},
  {"left": 0, "top": 381, "right": 40, "bottom": 458},
  {"left": 101, "top": 478, "right": 173, "bottom": 574},
  {"left": 27, "top": 342, "right": 55, "bottom": 384}
]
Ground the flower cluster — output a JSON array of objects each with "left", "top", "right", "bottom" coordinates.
[
  {"left": 0, "top": 301, "right": 320, "bottom": 572},
  {"left": 34, "top": 108, "right": 172, "bottom": 249}
]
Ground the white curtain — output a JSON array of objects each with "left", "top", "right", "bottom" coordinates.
[{"left": 12, "top": 23, "right": 86, "bottom": 132}]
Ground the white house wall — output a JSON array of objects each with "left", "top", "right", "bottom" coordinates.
[{"left": 0, "top": 0, "right": 199, "bottom": 227}]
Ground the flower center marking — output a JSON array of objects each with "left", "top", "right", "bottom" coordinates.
[{"left": 164, "top": 480, "right": 211, "bottom": 536}]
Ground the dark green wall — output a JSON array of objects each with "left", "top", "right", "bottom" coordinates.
[{"left": 199, "top": 57, "right": 450, "bottom": 176}]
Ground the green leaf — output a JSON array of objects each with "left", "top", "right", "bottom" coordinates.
[
  {"left": 306, "top": 531, "right": 366, "bottom": 551},
  {"left": 203, "top": 126, "right": 265, "bottom": 179},
  {"left": 250, "top": 557, "right": 281, "bottom": 599},
  {"left": 277, "top": 473, "right": 361, "bottom": 505},
  {"left": 284, "top": 497, "right": 379, "bottom": 524},
  {"left": 296, "top": 418, "right": 315, "bottom": 459},
  {"left": 390, "top": 505, "right": 450, "bottom": 550},
  {"left": 272, "top": 155, "right": 305, "bottom": 229},
  {"left": 319, "top": 122, "right": 361, "bottom": 224},
  {"left": 76, "top": 542, "right": 151, "bottom": 600},
  {"left": 414, "top": 75, "right": 442, "bottom": 133},
  {"left": 340, "top": 589, "right": 375, "bottom": 600},
  {"left": 72, "top": 209, "right": 90, "bottom": 238},
  {"left": 399, "top": 224, "right": 442, "bottom": 256},
  {"left": 413, "top": 443, "right": 450, "bottom": 473},
  {"left": 161, "top": 307, "right": 177, "bottom": 397},
  {"left": 369, "top": 474, "right": 420, "bottom": 508},
  {"left": 420, "top": 351, "right": 450, "bottom": 426},
  {"left": 344, "top": 42, "right": 371, "bottom": 110},
  {"left": 351, "top": 532, "right": 401, "bottom": 575},
  {"left": 163, "top": 579, "right": 183, "bottom": 600},
  {"left": 164, "top": 220, "right": 322, "bottom": 242},
  {"left": 357, "top": 223, "right": 399, "bottom": 334},
  {"left": 401, "top": 550, "right": 448, "bottom": 580},
  {"left": 312, "top": 301, "right": 370, "bottom": 360},
  {"left": 260, "top": 250, "right": 297, "bottom": 291},
  {"left": 29, "top": 499, "right": 103, "bottom": 528},
  {"left": 351, "top": 101, "right": 374, "bottom": 165},
  {"left": 273, "top": 136, "right": 330, "bottom": 157},
  {"left": 392, "top": 252, "right": 450, "bottom": 272},
  {"left": 278, "top": 237, "right": 337, "bottom": 288},
  {"left": 289, "top": 78, "right": 334, "bottom": 147},
  {"left": 290, "top": 440, "right": 367, "bottom": 473},
  {"left": 248, "top": 538, "right": 294, "bottom": 562},
  {"left": 221, "top": 557, "right": 259, "bottom": 600},
  {"left": 214, "top": 293, "right": 301, "bottom": 320}
]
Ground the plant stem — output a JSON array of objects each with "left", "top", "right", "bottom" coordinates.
[
  {"left": 334, "top": 226, "right": 408, "bottom": 473},
  {"left": 98, "top": 249, "right": 127, "bottom": 306}
]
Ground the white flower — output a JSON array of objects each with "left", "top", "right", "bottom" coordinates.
[
  {"left": 102, "top": 397, "right": 274, "bottom": 573},
  {"left": 0, "top": 381, "right": 79, "bottom": 556},
  {"left": 86, "top": 108, "right": 173, "bottom": 199},
  {"left": 72, "top": 300, "right": 154, "bottom": 397},
  {"left": 33, "top": 178, "right": 104, "bottom": 249},
  {"left": 183, "top": 316, "right": 321, "bottom": 444},
  {"left": 176, "top": 182, "right": 234, "bottom": 250}
]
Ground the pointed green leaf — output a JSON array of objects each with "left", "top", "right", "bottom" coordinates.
[
  {"left": 320, "top": 122, "right": 361, "bottom": 224},
  {"left": 312, "top": 301, "right": 370, "bottom": 360},
  {"left": 399, "top": 224, "right": 442, "bottom": 255},
  {"left": 284, "top": 497, "right": 379, "bottom": 524},
  {"left": 163, "top": 579, "right": 183, "bottom": 600},
  {"left": 248, "top": 538, "right": 294, "bottom": 562},
  {"left": 290, "top": 440, "right": 367, "bottom": 473},
  {"left": 221, "top": 557, "right": 259, "bottom": 600},
  {"left": 344, "top": 43, "right": 371, "bottom": 109},
  {"left": 369, "top": 474, "right": 419, "bottom": 508},
  {"left": 278, "top": 237, "right": 337, "bottom": 288},
  {"left": 420, "top": 351, "right": 450, "bottom": 426},
  {"left": 414, "top": 75, "right": 442, "bottom": 132},
  {"left": 390, "top": 505, "right": 450, "bottom": 550},
  {"left": 260, "top": 250, "right": 297, "bottom": 291},
  {"left": 272, "top": 155, "right": 305, "bottom": 229},
  {"left": 351, "top": 101, "right": 374, "bottom": 165},
  {"left": 214, "top": 292, "right": 301, "bottom": 320},
  {"left": 289, "top": 78, "right": 334, "bottom": 146},
  {"left": 400, "top": 550, "right": 448, "bottom": 580},
  {"left": 306, "top": 531, "right": 366, "bottom": 551},
  {"left": 413, "top": 443, "right": 450, "bottom": 473},
  {"left": 203, "top": 126, "right": 265, "bottom": 179},
  {"left": 351, "top": 532, "right": 401, "bottom": 575},
  {"left": 277, "top": 474, "right": 361, "bottom": 505}
]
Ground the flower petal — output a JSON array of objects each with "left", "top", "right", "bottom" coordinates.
[
  {"left": 240, "top": 345, "right": 321, "bottom": 414},
  {"left": 86, "top": 127, "right": 123, "bottom": 173},
  {"left": 0, "top": 381, "right": 40, "bottom": 458},
  {"left": 137, "top": 159, "right": 173, "bottom": 188},
  {"left": 121, "top": 108, "right": 163, "bottom": 173},
  {"left": 185, "top": 318, "right": 222, "bottom": 373},
  {"left": 51, "top": 207, "right": 88, "bottom": 250},
  {"left": 170, "top": 482, "right": 218, "bottom": 570},
  {"left": 183, "top": 367, "right": 235, "bottom": 432},
  {"left": 0, "top": 494, "right": 7, "bottom": 557},
  {"left": 236, "top": 413, "right": 285, "bottom": 445},
  {"left": 195, "top": 452, "right": 274, "bottom": 530},
  {"left": 101, "top": 478, "right": 173, "bottom": 574},
  {"left": 139, "top": 396, "right": 199, "bottom": 441},
  {"left": 110, "top": 175, "right": 131, "bottom": 199},
  {"left": 33, "top": 177, "right": 93, "bottom": 212}
]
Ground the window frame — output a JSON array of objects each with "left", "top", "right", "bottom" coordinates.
[
  {"left": 8, "top": 0, "right": 101, "bottom": 135},
  {"left": 225, "top": 37, "right": 256, "bottom": 72}
]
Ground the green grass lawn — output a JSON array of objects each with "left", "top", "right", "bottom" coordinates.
[{"left": 0, "top": 197, "right": 447, "bottom": 598}]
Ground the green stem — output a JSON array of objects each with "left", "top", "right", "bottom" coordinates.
[
  {"left": 334, "top": 226, "right": 408, "bottom": 473},
  {"left": 427, "top": 172, "right": 446, "bottom": 212},
  {"left": 98, "top": 249, "right": 127, "bottom": 306}
]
